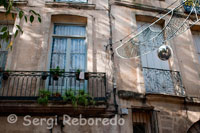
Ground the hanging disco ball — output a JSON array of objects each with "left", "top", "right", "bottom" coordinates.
[{"left": 157, "top": 45, "right": 172, "bottom": 61}]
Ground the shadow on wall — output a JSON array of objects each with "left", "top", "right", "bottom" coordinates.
[
  {"left": 187, "top": 120, "right": 200, "bottom": 133},
  {"left": 156, "top": 103, "right": 200, "bottom": 133},
  {"left": 111, "top": 7, "right": 200, "bottom": 96}
]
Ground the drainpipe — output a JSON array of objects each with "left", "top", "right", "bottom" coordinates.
[
  {"left": 113, "top": 81, "right": 118, "bottom": 114},
  {"left": 108, "top": 0, "right": 118, "bottom": 114}
]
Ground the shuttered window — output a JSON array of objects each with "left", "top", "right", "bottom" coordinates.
[
  {"left": 137, "top": 22, "right": 169, "bottom": 69},
  {"left": 132, "top": 109, "right": 158, "bottom": 133},
  {"left": 137, "top": 21, "right": 174, "bottom": 94},
  {"left": 191, "top": 31, "right": 200, "bottom": 63}
]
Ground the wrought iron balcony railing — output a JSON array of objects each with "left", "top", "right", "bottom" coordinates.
[
  {"left": 142, "top": 67, "right": 185, "bottom": 96},
  {"left": 0, "top": 71, "right": 107, "bottom": 101}
]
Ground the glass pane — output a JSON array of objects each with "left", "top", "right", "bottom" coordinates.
[
  {"left": 0, "top": 36, "right": 11, "bottom": 70},
  {"left": 54, "top": 25, "right": 86, "bottom": 37},
  {"left": 49, "top": 24, "right": 87, "bottom": 90},
  {"left": 0, "top": 51, "right": 8, "bottom": 70},
  {"left": 70, "top": 39, "right": 86, "bottom": 90},
  {"left": 50, "top": 38, "right": 67, "bottom": 69},
  {"left": 70, "top": 39, "right": 86, "bottom": 71}
]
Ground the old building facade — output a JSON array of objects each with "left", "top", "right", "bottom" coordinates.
[{"left": 0, "top": 0, "right": 200, "bottom": 133}]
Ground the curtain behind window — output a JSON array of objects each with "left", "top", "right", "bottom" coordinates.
[
  {"left": 51, "top": 25, "right": 86, "bottom": 72},
  {"left": 50, "top": 24, "right": 86, "bottom": 91},
  {"left": 0, "top": 24, "right": 13, "bottom": 70}
]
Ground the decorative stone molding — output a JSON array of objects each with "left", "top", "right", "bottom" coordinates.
[
  {"left": 118, "top": 90, "right": 145, "bottom": 99},
  {"left": 45, "top": 2, "right": 96, "bottom": 10}
]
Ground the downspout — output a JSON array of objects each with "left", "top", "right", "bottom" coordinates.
[{"left": 108, "top": 0, "right": 118, "bottom": 114}]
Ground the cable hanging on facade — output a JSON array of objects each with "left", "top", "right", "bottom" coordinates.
[
  {"left": 115, "top": 0, "right": 200, "bottom": 59},
  {"left": 105, "top": 0, "right": 179, "bottom": 49}
]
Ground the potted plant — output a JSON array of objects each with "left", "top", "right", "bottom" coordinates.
[
  {"left": 84, "top": 72, "right": 89, "bottom": 80},
  {"left": 63, "top": 89, "right": 77, "bottom": 106},
  {"left": 50, "top": 66, "right": 64, "bottom": 80},
  {"left": 41, "top": 72, "right": 48, "bottom": 80},
  {"left": 77, "top": 90, "right": 95, "bottom": 106},
  {"left": 63, "top": 89, "right": 95, "bottom": 107},
  {"left": 52, "top": 92, "right": 61, "bottom": 97},
  {"left": 37, "top": 90, "right": 51, "bottom": 105},
  {"left": 75, "top": 69, "right": 81, "bottom": 80},
  {"left": 2, "top": 70, "right": 10, "bottom": 80}
]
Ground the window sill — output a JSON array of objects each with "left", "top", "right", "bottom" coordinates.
[
  {"left": 45, "top": 2, "right": 96, "bottom": 10},
  {"left": 13, "top": 0, "right": 28, "bottom": 5}
]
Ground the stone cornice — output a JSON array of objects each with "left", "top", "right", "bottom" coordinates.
[{"left": 45, "top": 2, "right": 96, "bottom": 10}]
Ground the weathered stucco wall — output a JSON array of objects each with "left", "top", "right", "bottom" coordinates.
[
  {"left": 0, "top": 98, "right": 200, "bottom": 133},
  {"left": 0, "top": 0, "right": 200, "bottom": 133},
  {"left": 6, "top": 7, "right": 111, "bottom": 72},
  {"left": 111, "top": 3, "right": 200, "bottom": 97}
]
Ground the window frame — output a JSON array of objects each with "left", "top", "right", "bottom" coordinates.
[
  {"left": 191, "top": 30, "right": 200, "bottom": 64},
  {"left": 132, "top": 108, "right": 158, "bottom": 133},
  {"left": 49, "top": 23, "right": 87, "bottom": 72},
  {"left": 47, "top": 23, "right": 88, "bottom": 91},
  {"left": 0, "top": 24, "right": 14, "bottom": 70}
]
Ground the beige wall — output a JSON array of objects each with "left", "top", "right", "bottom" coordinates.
[
  {"left": 0, "top": 0, "right": 200, "bottom": 133},
  {"left": 111, "top": 3, "right": 200, "bottom": 98},
  {"left": 0, "top": 99, "right": 199, "bottom": 133},
  {"left": 4, "top": 0, "right": 199, "bottom": 97}
]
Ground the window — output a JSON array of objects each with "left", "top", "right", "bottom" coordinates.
[
  {"left": 133, "top": 123, "right": 146, "bottom": 133},
  {"left": 0, "top": 24, "right": 13, "bottom": 70},
  {"left": 132, "top": 109, "right": 157, "bottom": 133},
  {"left": 50, "top": 24, "right": 86, "bottom": 72},
  {"left": 49, "top": 24, "right": 87, "bottom": 91},
  {"left": 191, "top": 31, "right": 200, "bottom": 63},
  {"left": 137, "top": 21, "right": 175, "bottom": 94},
  {"left": 54, "top": 0, "right": 87, "bottom": 3}
]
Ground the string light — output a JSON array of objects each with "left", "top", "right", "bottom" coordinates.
[
  {"left": 114, "top": 0, "right": 200, "bottom": 59},
  {"left": 105, "top": 0, "right": 180, "bottom": 47}
]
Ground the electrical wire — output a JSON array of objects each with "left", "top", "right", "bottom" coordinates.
[
  {"left": 106, "top": 0, "right": 180, "bottom": 47},
  {"left": 115, "top": 0, "right": 200, "bottom": 59}
]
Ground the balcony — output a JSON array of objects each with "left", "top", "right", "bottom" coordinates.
[
  {"left": 0, "top": 71, "right": 110, "bottom": 116},
  {"left": 142, "top": 67, "right": 185, "bottom": 96},
  {"left": 0, "top": 71, "right": 107, "bottom": 101}
]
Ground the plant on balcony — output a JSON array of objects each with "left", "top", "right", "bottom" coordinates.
[
  {"left": 75, "top": 69, "right": 89, "bottom": 80},
  {"left": 52, "top": 92, "right": 62, "bottom": 97},
  {"left": 63, "top": 89, "right": 95, "bottom": 107},
  {"left": 75, "top": 69, "right": 81, "bottom": 80},
  {"left": 63, "top": 89, "right": 77, "bottom": 106},
  {"left": 84, "top": 72, "right": 89, "bottom": 80},
  {"left": 2, "top": 70, "right": 10, "bottom": 80},
  {"left": 50, "top": 66, "right": 64, "bottom": 80},
  {"left": 37, "top": 90, "right": 51, "bottom": 105},
  {"left": 41, "top": 72, "right": 48, "bottom": 80},
  {"left": 76, "top": 90, "right": 95, "bottom": 106}
]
